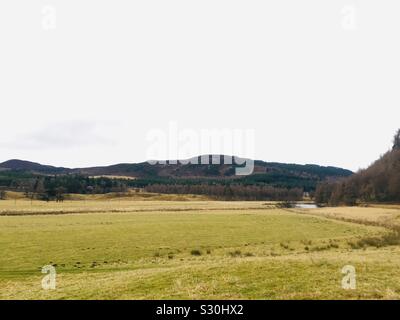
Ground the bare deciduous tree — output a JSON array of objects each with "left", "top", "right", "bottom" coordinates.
[{"left": 393, "top": 128, "right": 400, "bottom": 150}]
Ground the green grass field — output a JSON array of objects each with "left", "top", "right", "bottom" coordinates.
[{"left": 1, "top": 197, "right": 400, "bottom": 299}]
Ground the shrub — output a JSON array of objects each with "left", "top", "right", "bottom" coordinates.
[
  {"left": 280, "top": 242, "right": 289, "bottom": 249},
  {"left": 276, "top": 201, "right": 295, "bottom": 208},
  {"left": 190, "top": 249, "right": 202, "bottom": 256},
  {"left": 228, "top": 250, "right": 242, "bottom": 257},
  {"left": 354, "top": 231, "right": 400, "bottom": 248}
]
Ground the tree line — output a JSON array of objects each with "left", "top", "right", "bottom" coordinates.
[
  {"left": 1, "top": 175, "right": 128, "bottom": 201},
  {"left": 145, "top": 183, "right": 303, "bottom": 201},
  {"left": 0, "top": 173, "right": 303, "bottom": 201}
]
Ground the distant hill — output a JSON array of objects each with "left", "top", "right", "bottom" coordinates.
[
  {"left": 0, "top": 155, "right": 352, "bottom": 192},
  {"left": 0, "top": 159, "right": 71, "bottom": 174},
  {"left": 0, "top": 155, "right": 352, "bottom": 180},
  {"left": 315, "top": 129, "right": 400, "bottom": 205}
]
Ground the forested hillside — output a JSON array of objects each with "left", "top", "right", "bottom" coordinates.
[
  {"left": 315, "top": 129, "right": 400, "bottom": 205},
  {"left": 0, "top": 155, "right": 352, "bottom": 201}
]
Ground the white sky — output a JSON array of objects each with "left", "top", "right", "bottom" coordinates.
[{"left": 0, "top": 1, "right": 399, "bottom": 171}]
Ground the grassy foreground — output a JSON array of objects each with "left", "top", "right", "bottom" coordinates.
[{"left": 1, "top": 198, "right": 400, "bottom": 299}]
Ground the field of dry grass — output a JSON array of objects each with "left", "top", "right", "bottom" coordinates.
[
  {"left": 0, "top": 199, "right": 273, "bottom": 216},
  {"left": 300, "top": 206, "right": 400, "bottom": 227},
  {"left": 1, "top": 195, "right": 400, "bottom": 299}
]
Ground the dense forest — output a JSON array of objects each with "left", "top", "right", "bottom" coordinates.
[
  {"left": 315, "top": 129, "right": 400, "bottom": 205},
  {"left": 0, "top": 173, "right": 303, "bottom": 201},
  {"left": 0, "top": 174, "right": 128, "bottom": 201},
  {"left": 145, "top": 184, "right": 303, "bottom": 201}
]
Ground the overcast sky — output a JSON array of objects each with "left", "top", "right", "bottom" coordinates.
[{"left": 1, "top": 0, "right": 399, "bottom": 171}]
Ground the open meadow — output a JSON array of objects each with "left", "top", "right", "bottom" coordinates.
[{"left": 1, "top": 195, "right": 400, "bottom": 299}]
